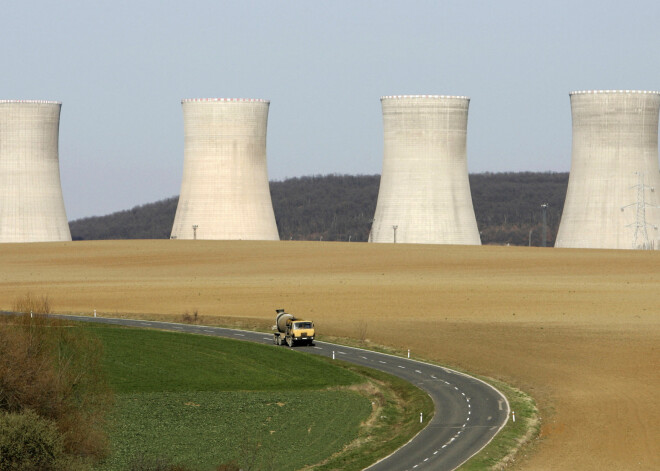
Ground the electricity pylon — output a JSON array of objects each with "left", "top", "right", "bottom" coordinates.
[{"left": 621, "top": 172, "right": 657, "bottom": 250}]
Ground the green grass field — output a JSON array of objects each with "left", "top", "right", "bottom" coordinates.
[
  {"left": 91, "top": 326, "right": 373, "bottom": 470},
  {"left": 96, "top": 326, "right": 362, "bottom": 393}
]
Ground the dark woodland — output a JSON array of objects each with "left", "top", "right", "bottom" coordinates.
[{"left": 69, "top": 172, "right": 568, "bottom": 246}]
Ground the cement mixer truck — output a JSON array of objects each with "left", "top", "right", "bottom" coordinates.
[{"left": 272, "top": 309, "right": 315, "bottom": 347}]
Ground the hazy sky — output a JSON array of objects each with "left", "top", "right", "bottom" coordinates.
[{"left": 3, "top": 0, "right": 659, "bottom": 220}]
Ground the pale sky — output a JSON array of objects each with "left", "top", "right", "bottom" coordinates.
[{"left": 3, "top": 0, "right": 659, "bottom": 219}]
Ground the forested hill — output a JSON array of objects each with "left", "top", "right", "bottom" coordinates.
[{"left": 69, "top": 172, "right": 568, "bottom": 246}]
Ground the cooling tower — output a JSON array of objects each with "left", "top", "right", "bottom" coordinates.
[
  {"left": 370, "top": 95, "right": 481, "bottom": 244},
  {"left": 171, "top": 98, "right": 279, "bottom": 240},
  {"left": 555, "top": 90, "right": 660, "bottom": 250},
  {"left": 0, "top": 100, "right": 71, "bottom": 243}
]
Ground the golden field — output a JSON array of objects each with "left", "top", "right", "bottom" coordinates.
[{"left": 0, "top": 240, "right": 658, "bottom": 470}]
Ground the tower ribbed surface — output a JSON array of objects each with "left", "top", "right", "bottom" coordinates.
[
  {"left": 556, "top": 91, "right": 660, "bottom": 249},
  {"left": 0, "top": 101, "right": 71, "bottom": 242},
  {"left": 171, "top": 99, "right": 279, "bottom": 240},
  {"left": 370, "top": 96, "right": 481, "bottom": 244}
]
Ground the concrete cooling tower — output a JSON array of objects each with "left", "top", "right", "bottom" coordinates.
[
  {"left": 556, "top": 90, "right": 660, "bottom": 250},
  {"left": 171, "top": 98, "right": 279, "bottom": 240},
  {"left": 0, "top": 100, "right": 71, "bottom": 243},
  {"left": 370, "top": 95, "right": 481, "bottom": 244}
]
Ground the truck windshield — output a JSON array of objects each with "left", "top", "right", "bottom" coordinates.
[{"left": 294, "top": 322, "right": 313, "bottom": 329}]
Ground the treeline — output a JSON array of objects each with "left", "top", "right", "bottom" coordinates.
[
  {"left": 271, "top": 174, "right": 378, "bottom": 242},
  {"left": 470, "top": 172, "right": 567, "bottom": 246},
  {"left": 70, "top": 172, "right": 568, "bottom": 246},
  {"left": 70, "top": 197, "right": 178, "bottom": 240}
]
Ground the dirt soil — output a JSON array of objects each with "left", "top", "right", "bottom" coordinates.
[{"left": 0, "top": 240, "right": 657, "bottom": 470}]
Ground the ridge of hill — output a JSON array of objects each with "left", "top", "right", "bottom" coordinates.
[{"left": 69, "top": 172, "right": 568, "bottom": 246}]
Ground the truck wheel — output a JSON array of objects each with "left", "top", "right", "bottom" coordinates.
[{"left": 287, "top": 337, "right": 294, "bottom": 347}]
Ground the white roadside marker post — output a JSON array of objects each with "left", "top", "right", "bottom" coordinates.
[
  {"left": 420, "top": 412, "right": 423, "bottom": 423},
  {"left": 332, "top": 351, "right": 335, "bottom": 360},
  {"left": 94, "top": 309, "right": 97, "bottom": 318},
  {"left": 512, "top": 411, "right": 516, "bottom": 422},
  {"left": 408, "top": 349, "right": 410, "bottom": 358}
]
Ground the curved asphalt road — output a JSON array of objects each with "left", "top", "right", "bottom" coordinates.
[{"left": 41, "top": 314, "right": 509, "bottom": 470}]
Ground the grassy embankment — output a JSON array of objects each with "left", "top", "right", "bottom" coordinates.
[{"left": 90, "top": 324, "right": 433, "bottom": 470}]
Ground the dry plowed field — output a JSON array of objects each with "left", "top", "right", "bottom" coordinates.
[{"left": 1, "top": 240, "right": 658, "bottom": 470}]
